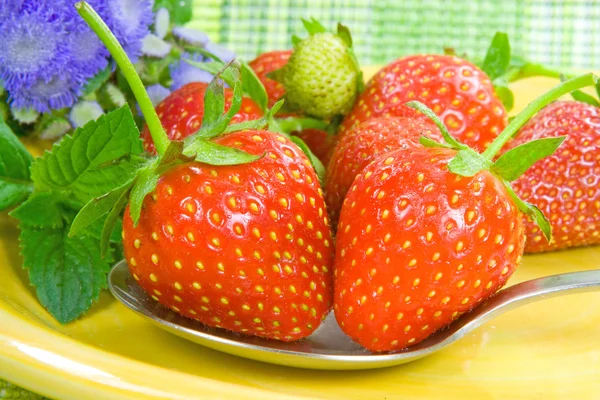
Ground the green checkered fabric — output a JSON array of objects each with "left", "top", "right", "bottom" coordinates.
[{"left": 189, "top": 0, "right": 600, "bottom": 69}]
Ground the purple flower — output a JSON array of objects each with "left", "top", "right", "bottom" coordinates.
[
  {"left": 0, "top": 1, "right": 71, "bottom": 87},
  {"left": 103, "top": 0, "right": 153, "bottom": 63},
  {"left": 9, "top": 72, "right": 80, "bottom": 113},
  {"left": 169, "top": 53, "right": 216, "bottom": 91},
  {"left": 0, "top": 0, "right": 152, "bottom": 113}
]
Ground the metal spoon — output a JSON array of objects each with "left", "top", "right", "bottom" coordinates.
[{"left": 108, "top": 260, "right": 600, "bottom": 370}]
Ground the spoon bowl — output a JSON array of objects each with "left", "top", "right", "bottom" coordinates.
[{"left": 108, "top": 260, "right": 600, "bottom": 370}]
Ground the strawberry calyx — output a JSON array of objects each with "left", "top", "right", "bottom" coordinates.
[
  {"left": 72, "top": 2, "right": 328, "bottom": 249},
  {"left": 406, "top": 72, "right": 599, "bottom": 242},
  {"left": 559, "top": 74, "right": 600, "bottom": 107}
]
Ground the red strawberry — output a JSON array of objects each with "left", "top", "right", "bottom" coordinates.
[
  {"left": 325, "top": 117, "right": 442, "bottom": 227},
  {"left": 248, "top": 50, "right": 292, "bottom": 107},
  {"left": 141, "top": 82, "right": 264, "bottom": 154},
  {"left": 509, "top": 101, "right": 600, "bottom": 253},
  {"left": 249, "top": 50, "right": 333, "bottom": 165},
  {"left": 339, "top": 55, "right": 508, "bottom": 152},
  {"left": 334, "top": 147, "right": 525, "bottom": 351},
  {"left": 123, "top": 129, "right": 335, "bottom": 341}
]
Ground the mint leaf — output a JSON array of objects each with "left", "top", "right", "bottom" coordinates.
[
  {"left": 302, "top": 18, "right": 327, "bottom": 35},
  {"left": 30, "top": 106, "right": 144, "bottom": 204},
  {"left": 0, "top": 119, "right": 34, "bottom": 210},
  {"left": 153, "top": 0, "right": 192, "bottom": 25},
  {"left": 448, "top": 149, "right": 493, "bottom": 177},
  {"left": 69, "top": 179, "right": 134, "bottom": 238},
  {"left": 482, "top": 32, "right": 511, "bottom": 81},
  {"left": 493, "top": 137, "right": 566, "bottom": 181},
  {"left": 10, "top": 192, "right": 77, "bottom": 229},
  {"left": 184, "top": 140, "right": 262, "bottom": 165},
  {"left": 16, "top": 200, "right": 112, "bottom": 324},
  {"left": 241, "top": 61, "right": 268, "bottom": 111},
  {"left": 405, "top": 101, "right": 466, "bottom": 150}
]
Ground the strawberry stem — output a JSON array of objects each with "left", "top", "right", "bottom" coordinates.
[
  {"left": 482, "top": 73, "right": 597, "bottom": 161},
  {"left": 75, "top": 2, "right": 170, "bottom": 156}
]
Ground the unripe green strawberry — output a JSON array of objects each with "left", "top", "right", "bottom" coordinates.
[{"left": 271, "top": 19, "right": 362, "bottom": 120}]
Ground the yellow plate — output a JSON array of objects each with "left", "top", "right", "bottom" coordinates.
[{"left": 2, "top": 73, "right": 600, "bottom": 399}]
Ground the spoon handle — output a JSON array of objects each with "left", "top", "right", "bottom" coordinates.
[{"left": 440, "top": 270, "right": 600, "bottom": 344}]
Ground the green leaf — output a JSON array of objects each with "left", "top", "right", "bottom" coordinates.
[
  {"left": 9, "top": 192, "right": 76, "bottom": 229},
  {"left": 241, "top": 61, "right": 268, "bottom": 111},
  {"left": 30, "top": 106, "right": 145, "bottom": 204},
  {"left": 291, "top": 35, "right": 302, "bottom": 48},
  {"left": 128, "top": 160, "right": 160, "bottom": 226},
  {"left": 69, "top": 179, "right": 134, "bottom": 238},
  {"left": 0, "top": 119, "right": 34, "bottom": 210},
  {"left": 203, "top": 76, "right": 226, "bottom": 126},
  {"left": 570, "top": 89, "right": 600, "bottom": 107},
  {"left": 158, "top": 140, "right": 194, "bottom": 166},
  {"left": 347, "top": 47, "right": 364, "bottom": 93},
  {"left": 82, "top": 64, "right": 112, "bottom": 95},
  {"left": 482, "top": 32, "right": 511, "bottom": 81},
  {"left": 405, "top": 101, "right": 466, "bottom": 150},
  {"left": 502, "top": 181, "right": 552, "bottom": 242},
  {"left": 419, "top": 136, "right": 453, "bottom": 149},
  {"left": 153, "top": 0, "right": 193, "bottom": 25},
  {"left": 493, "top": 83, "right": 515, "bottom": 112},
  {"left": 493, "top": 137, "right": 566, "bottom": 181},
  {"left": 290, "top": 136, "right": 325, "bottom": 184},
  {"left": 190, "top": 79, "right": 243, "bottom": 139},
  {"left": 100, "top": 185, "right": 129, "bottom": 258},
  {"left": 16, "top": 199, "right": 112, "bottom": 324},
  {"left": 276, "top": 116, "right": 330, "bottom": 133},
  {"left": 448, "top": 149, "right": 493, "bottom": 177},
  {"left": 337, "top": 23, "right": 353, "bottom": 47},
  {"left": 184, "top": 140, "right": 262, "bottom": 165},
  {"left": 596, "top": 81, "right": 600, "bottom": 100},
  {"left": 302, "top": 18, "right": 327, "bottom": 35},
  {"left": 223, "top": 99, "right": 283, "bottom": 133}
]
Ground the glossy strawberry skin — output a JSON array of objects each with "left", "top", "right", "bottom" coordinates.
[
  {"left": 141, "top": 82, "right": 264, "bottom": 154},
  {"left": 248, "top": 50, "right": 292, "bottom": 107},
  {"left": 509, "top": 101, "right": 600, "bottom": 253},
  {"left": 339, "top": 55, "right": 507, "bottom": 152},
  {"left": 325, "top": 117, "right": 442, "bottom": 227},
  {"left": 123, "top": 130, "right": 334, "bottom": 341},
  {"left": 249, "top": 50, "right": 332, "bottom": 165},
  {"left": 334, "top": 147, "right": 525, "bottom": 351}
]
